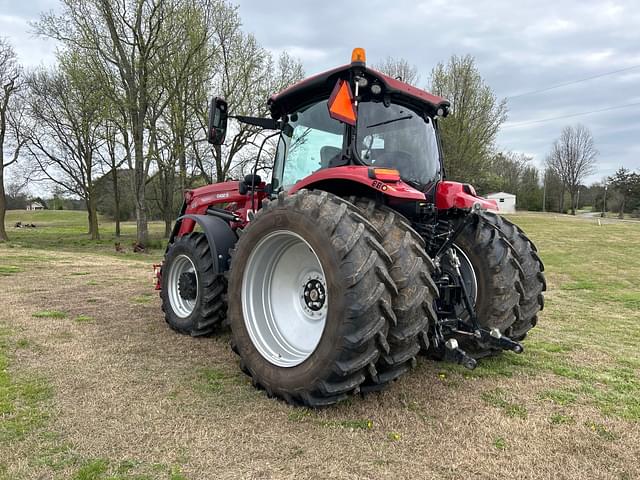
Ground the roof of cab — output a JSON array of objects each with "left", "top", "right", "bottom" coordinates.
[{"left": 267, "top": 63, "right": 450, "bottom": 119}]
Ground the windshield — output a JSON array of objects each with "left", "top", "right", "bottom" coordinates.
[
  {"left": 356, "top": 101, "right": 441, "bottom": 188},
  {"left": 274, "top": 101, "right": 345, "bottom": 190}
]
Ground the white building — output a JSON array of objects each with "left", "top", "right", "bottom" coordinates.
[
  {"left": 26, "top": 201, "right": 46, "bottom": 211},
  {"left": 486, "top": 192, "right": 516, "bottom": 214}
]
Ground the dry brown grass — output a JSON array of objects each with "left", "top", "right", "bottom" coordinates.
[{"left": 1, "top": 216, "right": 639, "bottom": 479}]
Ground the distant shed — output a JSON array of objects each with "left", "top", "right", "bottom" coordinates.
[
  {"left": 26, "top": 201, "right": 46, "bottom": 211},
  {"left": 486, "top": 192, "right": 516, "bottom": 214}
]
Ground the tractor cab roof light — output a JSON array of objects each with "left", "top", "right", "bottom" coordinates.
[{"left": 351, "top": 47, "right": 366, "bottom": 65}]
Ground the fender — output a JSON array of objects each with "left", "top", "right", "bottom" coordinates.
[
  {"left": 289, "top": 165, "right": 426, "bottom": 201},
  {"left": 435, "top": 181, "right": 498, "bottom": 211},
  {"left": 177, "top": 214, "right": 237, "bottom": 274}
]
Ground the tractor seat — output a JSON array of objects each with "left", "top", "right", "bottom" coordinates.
[{"left": 320, "top": 146, "right": 342, "bottom": 169}]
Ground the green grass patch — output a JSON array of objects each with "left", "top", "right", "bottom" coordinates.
[
  {"left": 32, "top": 435, "right": 79, "bottom": 471},
  {"left": 550, "top": 413, "right": 575, "bottom": 425},
  {"left": 70, "top": 271, "right": 90, "bottom": 276},
  {"left": 539, "top": 389, "right": 578, "bottom": 406},
  {"left": 194, "top": 367, "right": 244, "bottom": 395},
  {"left": 32, "top": 310, "right": 67, "bottom": 319},
  {"left": 68, "top": 457, "right": 187, "bottom": 479},
  {"left": 132, "top": 294, "right": 153, "bottom": 304},
  {"left": 74, "top": 315, "right": 94, "bottom": 324},
  {"left": 287, "top": 407, "right": 373, "bottom": 430},
  {"left": 0, "top": 326, "right": 52, "bottom": 443},
  {"left": 288, "top": 408, "right": 313, "bottom": 422},
  {"left": 3, "top": 209, "right": 166, "bottom": 261},
  {"left": 72, "top": 459, "right": 109, "bottom": 480},
  {"left": 321, "top": 418, "right": 373, "bottom": 430},
  {"left": 481, "top": 388, "right": 527, "bottom": 419},
  {"left": 493, "top": 437, "right": 507, "bottom": 450},
  {"left": 584, "top": 421, "right": 618, "bottom": 441},
  {"left": 0, "top": 265, "right": 21, "bottom": 276}
]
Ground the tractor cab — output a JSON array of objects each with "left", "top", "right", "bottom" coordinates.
[{"left": 267, "top": 48, "right": 450, "bottom": 195}]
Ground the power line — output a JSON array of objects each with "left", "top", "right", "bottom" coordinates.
[
  {"left": 506, "top": 64, "right": 640, "bottom": 100},
  {"left": 502, "top": 101, "right": 640, "bottom": 129}
]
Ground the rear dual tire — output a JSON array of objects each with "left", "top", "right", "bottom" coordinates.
[
  {"left": 348, "top": 198, "right": 438, "bottom": 390},
  {"left": 228, "top": 190, "right": 398, "bottom": 407},
  {"left": 431, "top": 212, "right": 543, "bottom": 357},
  {"left": 484, "top": 213, "right": 546, "bottom": 341}
]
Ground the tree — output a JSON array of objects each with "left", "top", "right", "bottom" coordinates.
[
  {"left": 190, "top": 6, "right": 305, "bottom": 184},
  {"left": 374, "top": 56, "right": 419, "bottom": 85},
  {"left": 36, "top": 0, "right": 210, "bottom": 245},
  {"left": 518, "top": 165, "right": 543, "bottom": 211},
  {"left": 5, "top": 179, "right": 28, "bottom": 210},
  {"left": 100, "top": 119, "right": 127, "bottom": 236},
  {"left": 546, "top": 124, "right": 598, "bottom": 215},
  {"left": 608, "top": 167, "right": 640, "bottom": 219},
  {"left": 486, "top": 151, "right": 529, "bottom": 195},
  {"left": 24, "top": 52, "right": 105, "bottom": 239},
  {"left": 428, "top": 55, "right": 507, "bottom": 186},
  {"left": 148, "top": 1, "right": 214, "bottom": 236},
  {"left": 0, "top": 38, "right": 24, "bottom": 241}
]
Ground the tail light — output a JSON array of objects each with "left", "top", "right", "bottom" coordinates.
[{"left": 368, "top": 167, "right": 401, "bottom": 182}]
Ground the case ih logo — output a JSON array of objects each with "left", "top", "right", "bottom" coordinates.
[{"left": 216, "top": 192, "right": 230, "bottom": 199}]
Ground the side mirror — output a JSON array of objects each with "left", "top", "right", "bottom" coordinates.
[{"left": 207, "top": 97, "right": 228, "bottom": 145}]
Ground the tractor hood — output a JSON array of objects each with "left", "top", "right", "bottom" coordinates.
[{"left": 268, "top": 63, "right": 450, "bottom": 120}]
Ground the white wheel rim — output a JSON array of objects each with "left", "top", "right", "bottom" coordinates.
[
  {"left": 167, "top": 254, "right": 199, "bottom": 318},
  {"left": 241, "top": 230, "right": 328, "bottom": 367}
]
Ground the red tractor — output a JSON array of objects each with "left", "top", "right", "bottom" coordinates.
[{"left": 157, "top": 48, "right": 545, "bottom": 406}]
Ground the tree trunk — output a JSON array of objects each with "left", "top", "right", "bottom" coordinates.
[
  {"left": 132, "top": 119, "right": 148, "bottom": 245},
  {"left": 0, "top": 170, "right": 8, "bottom": 242},
  {"left": 87, "top": 193, "right": 100, "bottom": 240},
  {"left": 135, "top": 191, "right": 148, "bottom": 246},
  {"left": 112, "top": 166, "right": 121, "bottom": 237},
  {"left": 569, "top": 192, "right": 576, "bottom": 215},
  {"left": 619, "top": 196, "right": 625, "bottom": 219},
  {"left": 559, "top": 187, "right": 565, "bottom": 214},
  {"left": 179, "top": 146, "right": 186, "bottom": 192}
]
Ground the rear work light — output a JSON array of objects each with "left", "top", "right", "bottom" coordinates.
[{"left": 368, "top": 168, "right": 401, "bottom": 182}]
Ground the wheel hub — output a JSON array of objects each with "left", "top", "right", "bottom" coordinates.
[
  {"left": 302, "top": 277, "right": 326, "bottom": 313},
  {"left": 167, "top": 254, "right": 199, "bottom": 318},
  {"left": 178, "top": 272, "right": 197, "bottom": 300}
]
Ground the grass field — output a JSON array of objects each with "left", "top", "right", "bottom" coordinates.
[{"left": 0, "top": 210, "right": 639, "bottom": 479}]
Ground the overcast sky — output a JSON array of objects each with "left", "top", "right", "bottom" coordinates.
[{"left": 2, "top": 0, "right": 639, "bottom": 184}]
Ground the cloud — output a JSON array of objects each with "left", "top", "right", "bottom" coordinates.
[{"left": 3, "top": 0, "right": 639, "bottom": 185}]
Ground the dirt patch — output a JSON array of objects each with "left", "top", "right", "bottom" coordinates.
[{"left": 0, "top": 246, "right": 639, "bottom": 479}]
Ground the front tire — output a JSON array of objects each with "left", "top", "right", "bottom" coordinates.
[
  {"left": 228, "top": 190, "right": 397, "bottom": 407},
  {"left": 161, "top": 233, "right": 226, "bottom": 336}
]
